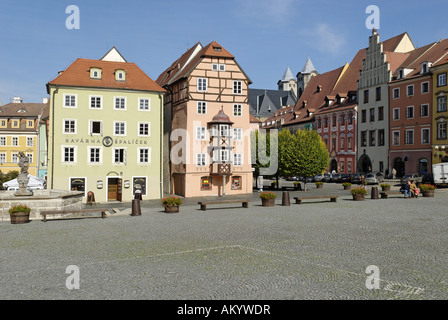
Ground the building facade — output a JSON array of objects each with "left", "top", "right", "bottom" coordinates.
[
  {"left": 431, "top": 56, "right": 448, "bottom": 164},
  {"left": 357, "top": 30, "right": 414, "bottom": 175},
  {"left": 46, "top": 48, "right": 165, "bottom": 202},
  {"left": 157, "top": 41, "right": 253, "bottom": 197},
  {"left": 0, "top": 98, "right": 47, "bottom": 177}
]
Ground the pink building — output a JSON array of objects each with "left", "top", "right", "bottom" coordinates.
[{"left": 157, "top": 41, "right": 253, "bottom": 197}]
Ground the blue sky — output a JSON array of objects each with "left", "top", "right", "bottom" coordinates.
[{"left": 1, "top": 0, "right": 447, "bottom": 104}]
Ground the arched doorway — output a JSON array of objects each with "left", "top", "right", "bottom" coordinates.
[
  {"left": 357, "top": 154, "right": 372, "bottom": 173},
  {"left": 392, "top": 157, "right": 405, "bottom": 178},
  {"left": 330, "top": 159, "right": 338, "bottom": 172}
]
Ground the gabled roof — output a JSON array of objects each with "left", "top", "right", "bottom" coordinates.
[
  {"left": 249, "top": 89, "right": 297, "bottom": 118},
  {"left": 157, "top": 41, "right": 251, "bottom": 87},
  {"left": 382, "top": 32, "right": 414, "bottom": 53},
  {"left": 47, "top": 58, "right": 165, "bottom": 92},
  {"left": 101, "top": 47, "right": 127, "bottom": 63}
]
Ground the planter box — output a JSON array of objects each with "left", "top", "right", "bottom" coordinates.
[
  {"left": 164, "top": 206, "right": 180, "bottom": 213},
  {"left": 422, "top": 190, "right": 434, "bottom": 198},
  {"left": 316, "top": 184, "right": 323, "bottom": 189},
  {"left": 10, "top": 212, "right": 30, "bottom": 224},
  {"left": 381, "top": 186, "right": 390, "bottom": 192},
  {"left": 261, "top": 198, "right": 275, "bottom": 207},
  {"left": 352, "top": 194, "right": 365, "bottom": 201},
  {"left": 343, "top": 185, "right": 351, "bottom": 190}
]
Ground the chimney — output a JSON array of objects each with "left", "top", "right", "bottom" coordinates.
[{"left": 13, "top": 97, "right": 23, "bottom": 103}]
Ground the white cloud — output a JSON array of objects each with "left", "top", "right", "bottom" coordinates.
[
  {"left": 300, "top": 23, "right": 347, "bottom": 54},
  {"left": 234, "top": 0, "right": 299, "bottom": 26}
]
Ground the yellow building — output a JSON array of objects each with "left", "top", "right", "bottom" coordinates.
[
  {"left": 0, "top": 98, "right": 47, "bottom": 177},
  {"left": 431, "top": 56, "right": 448, "bottom": 164}
]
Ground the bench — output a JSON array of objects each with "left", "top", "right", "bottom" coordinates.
[
  {"left": 41, "top": 208, "right": 109, "bottom": 222},
  {"left": 380, "top": 191, "right": 403, "bottom": 199},
  {"left": 293, "top": 195, "right": 338, "bottom": 204},
  {"left": 198, "top": 199, "right": 250, "bottom": 211}
]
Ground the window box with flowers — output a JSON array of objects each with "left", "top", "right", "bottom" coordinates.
[
  {"left": 259, "top": 192, "right": 277, "bottom": 207},
  {"left": 9, "top": 204, "right": 31, "bottom": 224},
  {"left": 419, "top": 184, "right": 435, "bottom": 197},
  {"left": 351, "top": 187, "right": 368, "bottom": 201},
  {"left": 161, "top": 196, "right": 183, "bottom": 213}
]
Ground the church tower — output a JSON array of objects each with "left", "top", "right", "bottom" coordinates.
[
  {"left": 297, "top": 57, "right": 318, "bottom": 98},
  {"left": 277, "top": 66, "right": 297, "bottom": 97}
]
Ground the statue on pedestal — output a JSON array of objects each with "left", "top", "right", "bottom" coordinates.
[{"left": 14, "top": 151, "right": 33, "bottom": 196}]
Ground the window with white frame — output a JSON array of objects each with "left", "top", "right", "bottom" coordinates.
[
  {"left": 63, "top": 147, "right": 76, "bottom": 163},
  {"left": 64, "top": 94, "right": 76, "bottom": 108},
  {"left": 393, "top": 88, "right": 400, "bottom": 99},
  {"left": 437, "top": 121, "right": 447, "bottom": 140},
  {"left": 405, "top": 130, "right": 414, "bottom": 144},
  {"left": 90, "top": 120, "right": 102, "bottom": 135},
  {"left": 114, "top": 148, "right": 126, "bottom": 164},
  {"left": 233, "top": 153, "right": 242, "bottom": 166},
  {"left": 421, "top": 104, "right": 429, "bottom": 117},
  {"left": 196, "top": 126, "right": 206, "bottom": 140},
  {"left": 438, "top": 73, "right": 447, "bottom": 87},
  {"left": 114, "top": 122, "right": 126, "bottom": 135},
  {"left": 421, "top": 82, "right": 430, "bottom": 94},
  {"left": 421, "top": 128, "right": 430, "bottom": 144},
  {"left": 64, "top": 119, "right": 76, "bottom": 134},
  {"left": 89, "top": 147, "right": 101, "bottom": 164},
  {"left": 233, "top": 81, "right": 242, "bottom": 94},
  {"left": 406, "top": 106, "right": 414, "bottom": 119},
  {"left": 196, "top": 153, "right": 206, "bottom": 166},
  {"left": 233, "top": 128, "right": 242, "bottom": 140},
  {"left": 197, "top": 101, "right": 207, "bottom": 114},
  {"left": 139, "top": 122, "right": 150, "bottom": 136},
  {"left": 393, "top": 108, "right": 400, "bottom": 120},
  {"left": 26, "top": 137, "right": 33, "bottom": 147},
  {"left": 212, "top": 63, "right": 225, "bottom": 71},
  {"left": 407, "top": 85, "right": 414, "bottom": 96},
  {"left": 233, "top": 104, "right": 242, "bottom": 116},
  {"left": 90, "top": 96, "right": 102, "bottom": 109},
  {"left": 392, "top": 131, "right": 400, "bottom": 146},
  {"left": 12, "top": 153, "right": 18, "bottom": 164},
  {"left": 139, "top": 98, "right": 150, "bottom": 111},
  {"left": 27, "top": 153, "right": 33, "bottom": 164},
  {"left": 219, "top": 124, "right": 229, "bottom": 137},
  {"left": 138, "top": 148, "right": 150, "bottom": 164},
  {"left": 0, "top": 137, "right": 6, "bottom": 146},
  {"left": 114, "top": 97, "right": 126, "bottom": 110},
  {"left": 0, "top": 153, "right": 5, "bottom": 164},
  {"left": 220, "top": 149, "right": 229, "bottom": 162},
  {"left": 12, "top": 137, "right": 18, "bottom": 146},
  {"left": 197, "top": 78, "right": 207, "bottom": 91}
]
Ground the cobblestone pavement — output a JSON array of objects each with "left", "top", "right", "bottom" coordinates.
[{"left": 0, "top": 181, "right": 447, "bottom": 300}]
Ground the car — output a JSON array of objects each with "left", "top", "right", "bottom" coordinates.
[
  {"left": 286, "top": 176, "right": 300, "bottom": 181},
  {"left": 330, "top": 173, "right": 342, "bottom": 183},
  {"left": 365, "top": 172, "right": 384, "bottom": 185},
  {"left": 323, "top": 173, "right": 332, "bottom": 182},
  {"left": 305, "top": 176, "right": 314, "bottom": 183},
  {"left": 340, "top": 174, "right": 351, "bottom": 183},
  {"left": 400, "top": 174, "right": 423, "bottom": 185},
  {"left": 314, "top": 174, "right": 324, "bottom": 182},
  {"left": 350, "top": 172, "right": 366, "bottom": 184}
]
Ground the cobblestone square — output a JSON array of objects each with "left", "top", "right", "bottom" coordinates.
[{"left": 0, "top": 183, "right": 447, "bottom": 300}]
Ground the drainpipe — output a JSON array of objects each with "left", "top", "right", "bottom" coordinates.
[
  {"left": 159, "top": 91, "right": 164, "bottom": 199},
  {"left": 50, "top": 85, "right": 59, "bottom": 189}
]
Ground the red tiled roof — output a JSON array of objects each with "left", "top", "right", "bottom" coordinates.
[{"left": 48, "top": 58, "right": 165, "bottom": 92}]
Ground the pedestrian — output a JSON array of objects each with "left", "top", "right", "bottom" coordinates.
[
  {"left": 134, "top": 184, "right": 142, "bottom": 201},
  {"left": 361, "top": 175, "right": 367, "bottom": 190},
  {"left": 403, "top": 180, "right": 411, "bottom": 198},
  {"left": 409, "top": 180, "right": 418, "bottom": 198},
  {"left": 392, "top": 168, "right": 397, "bottom": 179}
]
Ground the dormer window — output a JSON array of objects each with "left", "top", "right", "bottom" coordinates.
[
  {"left": 398, "top": 69, "right": 404, "bottom": 79},
  {"left": 213, "top": 46, "right": 222, "bottom": 52},
  {"left": 421, "top": 62, "right": 431, "bottom": 74},
  {"left": 90, "top": 68, "right": 102, "bottom": 79},
  {"left": 317, "top": 85, "right": 322, "bottom": 92},
  {"left": 115, "top": 70, "right": 126, "bottom": 81}
]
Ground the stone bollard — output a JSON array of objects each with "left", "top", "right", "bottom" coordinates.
[
  {"left": 131, "top": 199, "right": 141, "bottom": 216},
  {"left": 282, "top": 191, "right": 290, "bottom": 206},
  {"left": 371, "top": 186, "right": 379, "bottom": 200}
]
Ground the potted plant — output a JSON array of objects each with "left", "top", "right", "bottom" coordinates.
[
  {"left": 419, "top": 184, "right": 435, "bottom": 197},
  {"left": 342, "top": 182, "right": 352, "bottom": 190},
  {"left": 351, "top": 187, "right": 368, "bottom": 201},
  {"left": 161, "top": 196, "right": 183, "bottom": 213},
  {"left": 315, "top": 181, "right": 324, "bottom": 189},
  {"left": 293, "top": 181, "right": 302, "bottom": 190},
  {"left": 259, "top": 192, "right": 277, "bottom": 207},
  {"left": 9, "top": 204, "right": 31, "bottom": 224},
  {"left": 380, "top": 183, "right": 390, "bottom": 192}
]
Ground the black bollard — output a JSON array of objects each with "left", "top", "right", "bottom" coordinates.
[
  {"left": 131, "top": 199, "right": 141, "bottom": 216},
  {"left": 371, "top": 186, "right": 379, "bottom": 199},
  {"left": 282, "top": 191, "right": 290, "bottom": 206}
]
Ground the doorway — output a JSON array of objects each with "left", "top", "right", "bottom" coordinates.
[
  {"left": 107, "top": 177, "right": 122, "bottom": 201},
  {"left": 392, "top": 157, "right": 405, "bottom": 178},
  {"left": 357, "top": 154, "right": 372, "bottom": 173},
  {"left": 330, "top": 159, "right": 338, "bottom": 173}
]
